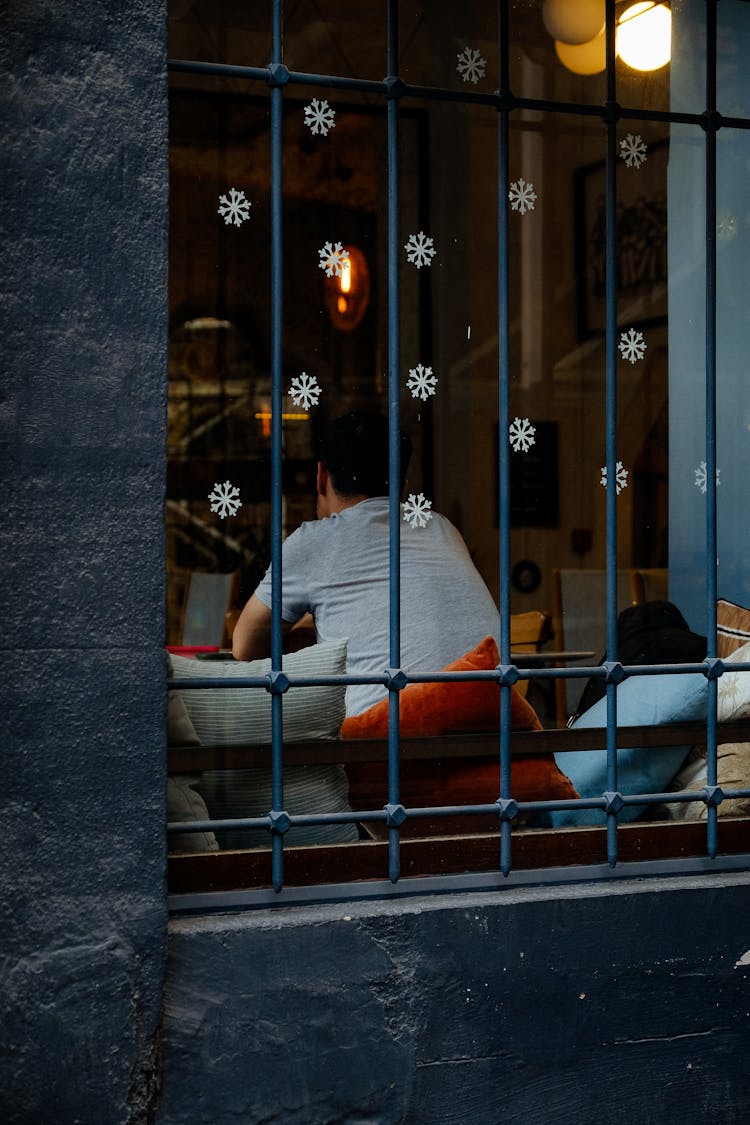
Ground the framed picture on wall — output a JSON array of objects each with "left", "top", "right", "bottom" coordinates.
[
  {"left": 494, "top": 421, "right": 559, "bottom": 528},
  {"left": 574, "top": 138, "right": 669, "bottom": 341}
]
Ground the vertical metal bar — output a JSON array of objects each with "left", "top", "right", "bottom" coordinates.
[
  {"left": 604, "top": 0, "right": 619, "bottom": 866},
  {"left": 270, "top": 0, "right": 285, "bottom": 892},
  {"left": 386, "top": 0, "right": 402, "bottom": 884},
  {"left": 705, "top": 0, "right": 719, "bottom": 858},
  {"left": 497, "top": 0, "right": 512, "bottom": 876}
]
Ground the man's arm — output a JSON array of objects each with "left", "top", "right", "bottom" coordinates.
[
  {"left": 231, "top": 594, "right": 278, "bottom": 660},
  {"left": 231, "top": 596, "right": 316, "bottom": 659}
]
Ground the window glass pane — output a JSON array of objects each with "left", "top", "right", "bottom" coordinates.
[
  {"left": 509, "top": 0, "right": 606, "bottom": 105},
  {"left": 399, "top": 0, "right": 497, "bottom": 90},
  {"left": 168, "top": 77, "right": 273, "bottom": 641},
  {"left": 509, "top": 0, "right": 673, "bottom": 114},
  {"left": 716, "top": 124, "right": 750, "bottom": 614},
  {"left": 168, "top": 0, "right": 271, "bottom": 67},
  {"left": 717, "top": 0, "right": 750, "bottom": 118},
  {"left": 284, "top": 0, "right": 386, "bottom": 81},
  {"left": 166, "top": 1, "right": 750, "bottom": 883}
]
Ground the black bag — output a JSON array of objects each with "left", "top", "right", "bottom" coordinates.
[{"left": 573, "top": 600, "right": 707, "bottom": 721}]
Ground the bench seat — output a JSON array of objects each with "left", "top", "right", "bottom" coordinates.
[{"left": 167, "top": 720, "right": 750, "bottom": 894}]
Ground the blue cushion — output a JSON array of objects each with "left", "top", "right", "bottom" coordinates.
[{"left": 551, "top": 672, "right": 707, "bottom": 826}]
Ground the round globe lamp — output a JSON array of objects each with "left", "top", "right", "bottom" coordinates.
[
  {"left": 555, "top": 24, "right": 606, "bottom": 75},
  {"left": 616, "top": 2, "right": 671, "bottom": 71},
  {"left": 543, "top": 0, "right": 605, "bottom": 45}
]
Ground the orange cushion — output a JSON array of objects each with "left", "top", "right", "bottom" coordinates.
[{"left": 342, "top": 636, "right": 579, "bottom": 811}]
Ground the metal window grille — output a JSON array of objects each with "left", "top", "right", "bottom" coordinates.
[{"left": 167, "top": 0, "right": 750, "bottom": 908}]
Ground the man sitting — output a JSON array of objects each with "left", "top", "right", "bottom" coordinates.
[{"left": 232, "top": 411, "right": 500, "bottom": 716}]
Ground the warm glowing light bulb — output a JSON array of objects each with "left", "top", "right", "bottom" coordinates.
[
  {"left": 555, "top": 24, "right": 606, "bottom": 76},
  {"left": 616, "top": 2, "right": 671, "bottom": 72},
  {"left": 340, "top": 257, "right": 352, "bottom": 294}
]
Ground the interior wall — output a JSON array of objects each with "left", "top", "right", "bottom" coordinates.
[
  {"left": 166, "top": 2, "right": 677, "bottom": 637},
  {"left": 668, "top": 0, "right": 750, "bottom": 632}
]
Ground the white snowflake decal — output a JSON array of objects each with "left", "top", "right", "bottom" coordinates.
[
  {"left": 694, "top": 461, "right": 721, "bottom": 494},
  {"left": 508, "top": 178, "right": 537, "bottom": 215},
  {"left": 288, "top": 372, "right": 321, "bottom": 411},
  {"left": 407, "top": 364, "right": 438, "bottom": 401},
  {"left": 303, "top": 98, "right": 336, "bottom": 136},
  {"left": 402, "top": 492, "right": 433, "bottom": 529},
  {"left": 217, "top": 188, "right": 252, "bottom": 227},
  {"left": 404, "top": 231, "right": 436, "bottom": 269},
  {"left": 509, "top": 417, "right": 536, "bottom": 453},
  {"left": 456, "top": 46, "right": 486, "bottom": 85},
  {"left": 618, "top": 328, "right": 647, "bottom": 364},
  {"left": 208, "top": 480, "right": 242, "bottom": 518},
  {"left": 717, "top": 211, "right": 738, "bottom": 241},
  {"left": 318, "top": 240, "right": 348, "bottom": 278},
  {"left": 619, "top": 133, "right": 648, "bottom": 169},
  {"left": 600, "top": 461, "right": 629, "bottom": 495}
]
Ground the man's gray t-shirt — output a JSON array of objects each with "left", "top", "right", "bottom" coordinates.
[{"left": 254, "top": 497, "right": 499, "bottom": 716}]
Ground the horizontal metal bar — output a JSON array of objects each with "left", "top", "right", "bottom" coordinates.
[
  {"left": 167, "top": 660, "right": 749, "bottom": 693},
  {"left": 169, "top": 783, "right": 750, "bottom": 835},
  {"left": 165, "top": 58, "right": 750, "bottom": 133}
]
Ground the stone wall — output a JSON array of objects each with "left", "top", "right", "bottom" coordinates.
[
  {"left": 1, "top": 3, "right": 168, "bottom": 1122},
  {"left": 158, "top": 874, "right": 750, "bottom": 1124}
]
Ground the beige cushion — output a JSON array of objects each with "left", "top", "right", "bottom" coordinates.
[
  {"left": 167, "top": 777, "right": 219, "bottom": 852},
  {"left": 717, "top": 599, "right": 750, "bottom": 658},
  {"left": 167, "top": 689, "right": 200, "bottom": 746},
  {"left": 659, "top": 639, "right": 750, "bottom": 820},
  {"left": 168, "top": 641, "right": 357, "bottom": 848},
  {"left": 168, "top": 640, "right": 347, "bottom": 744}
]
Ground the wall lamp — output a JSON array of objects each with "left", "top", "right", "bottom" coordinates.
[
  {"left": 324, "top": 245, "right": 370, "bottom": 332},
  {"left": 543, "top": 0, "right": 672, "bottom": 76}
]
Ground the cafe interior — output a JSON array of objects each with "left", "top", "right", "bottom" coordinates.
[{"left": 166, "top": 0, "right": 747, "bottom": 729}]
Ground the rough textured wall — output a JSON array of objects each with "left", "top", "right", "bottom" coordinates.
[
  {"left": 0, "top": 2, "right": 168, "bottom": 1122},
  {"left": 158, "top": 874, "right": 750, "bottom": 1125}
]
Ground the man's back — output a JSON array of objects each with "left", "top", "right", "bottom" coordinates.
[{"left": 255, "top": 497, "right": 499, "bottom": 715}]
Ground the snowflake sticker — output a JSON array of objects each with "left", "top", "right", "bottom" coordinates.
[
  {"left": 407, "top": 364, "right": 438, "bottom": 401},
  {"left": 402, "top": 492, "right": 433, "bottom": 529},
  {"left": 508, "top": 178, "right": 537, "bottom": 215},
  {"left": 303, "top": 98, "right": 336, "bottom": 136},
  {"left": 318, "top": 240, "right": 348, "bottom": 278},
  {"left": 694, "top": 461, "right": 721, "bottom": 494},
  {"left": 289, "top": 372, "right": 321, "bottom": 410},
  {"left": 509, "top": 417, "right": 536, "bottom": 453},
  {"left": 600, "top": 461, "right": 629, "bottom": 495},
  {"left": 404, "top": 231, "right": 436, "bottom": 269},
  {"left": 618, "top": 328, "right": 647, "bottom": 364},
  {"left": 208, "top": 480, "right": 242, "bottom": 518},
  {"left": 619, "top": 133, "right": 648, "bottom": 169},
  {"left": 456, "top": 46, "right": 486, "bottom": 85},
  {"left": 717, "top": 211, "right": 738, "bottom": 242},
  {"left": 217, "top": 188, "right": 252, "bottom": 227}
]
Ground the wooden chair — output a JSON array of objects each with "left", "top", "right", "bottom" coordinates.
[
  {"left": 631, "top": 568, "right": 669, "bottom": 605},
  {"left": 510, "top": 610, "right": 553, "bottom": 699}
]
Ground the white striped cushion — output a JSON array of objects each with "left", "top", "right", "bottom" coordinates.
[
  {"left": 196, "top": 764, "right": 357, "bottom": 849},
  {"left": 168, "top": 640, "right": 356, "bottom": 848},
  {"left": 168, "top": 639, "right": 347, "bottom": 744}
]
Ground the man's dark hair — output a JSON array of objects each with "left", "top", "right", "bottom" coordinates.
[{"left": 319, "top": 411, "right": 412, "bottom": 498}]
